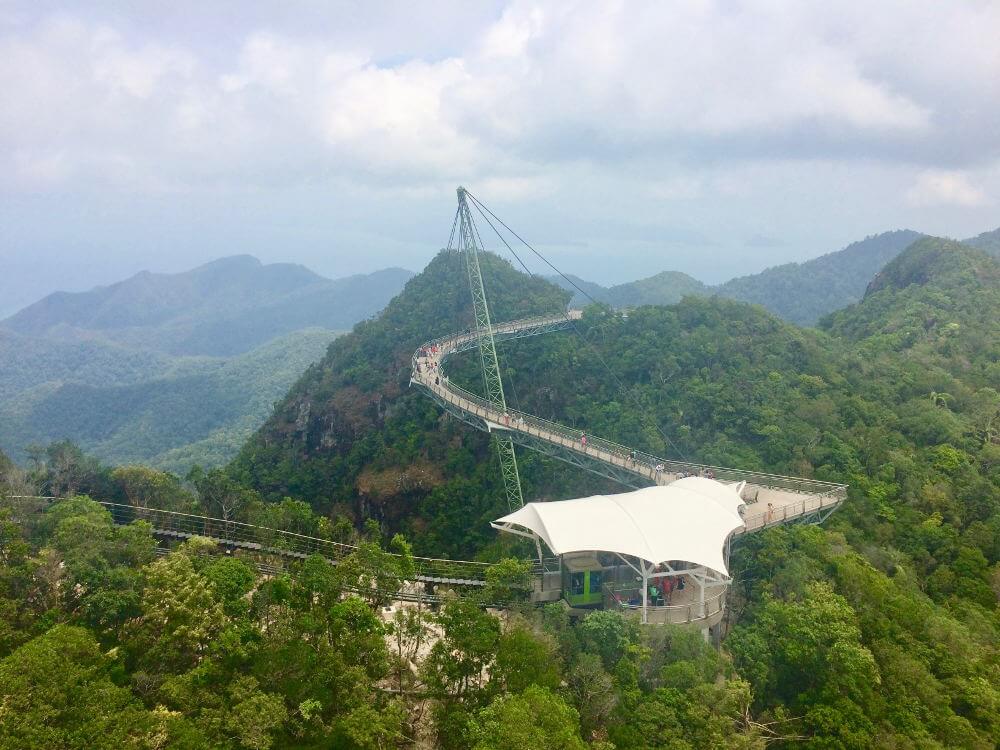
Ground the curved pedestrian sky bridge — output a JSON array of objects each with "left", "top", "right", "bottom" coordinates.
[
  {"left": 410, "top": 310, "right": 847, "bottom": 530},
  {"left": 404, "top": 187, "right": 848, "bottom": 630}
]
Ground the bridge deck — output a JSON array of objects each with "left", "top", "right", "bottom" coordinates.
[{"left": 413, "top": 311, "right": 847, "bottom": 530}]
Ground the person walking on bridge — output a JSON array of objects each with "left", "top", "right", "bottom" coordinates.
[{"left": 580, "top": 433, "right": 587, "bottom": 452}]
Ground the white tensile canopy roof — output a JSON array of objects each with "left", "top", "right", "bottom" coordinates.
[
  {"left": 492, "top": 479, "right": 746, "bottom": 577},
  {"left": 669, "top": 476, "right": 747, "bottom": 517}
]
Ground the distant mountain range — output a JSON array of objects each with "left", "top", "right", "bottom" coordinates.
[
  {"left": 0, "top": 257, "right": 415, "bottom": 471},
  {"left": 714, "top": 229, "right": 926, "bottom": 325},
  {"left": 552, "top": 228, "right": 1000, "bottom": 326},
  {"left": 3, "top": 255, "right": 414, "bottom": 356},
  {"left": 962, "top": 227, "right": 1000, "bottom": 257}
]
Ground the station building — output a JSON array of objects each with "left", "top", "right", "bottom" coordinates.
[{"left": 492, "top": 477, "right": 747, "bottom": 633}]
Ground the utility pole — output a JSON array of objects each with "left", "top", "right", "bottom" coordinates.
[{"left": 455, "top": 186, "right": 525, "bottom": 510}]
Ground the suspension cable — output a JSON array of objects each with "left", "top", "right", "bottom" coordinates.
[
  {"left": 466, "top": 190, "right": 690, "bottom": 462},
  {"left": 466, "top": 192, "right": 604, "bottom": 306},
  {"left": 446, "top": 205, "right": 460, "bottom": 250}
]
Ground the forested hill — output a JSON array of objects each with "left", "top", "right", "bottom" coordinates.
[
  {"left": 2, "top": 255, "right": 413, "bottom": 356},
  {"left": 0, "top": 327, "right": 340, "bottom": 474},
  {"left": 823, "top": 236, "right": 1000, "bottom": 361},
  {"left": 963, "top": 226, "right": 1000, "bottom": 256},
  {"left": 552, "top": 229, "right": 927, "bottom": 326},
  {"left": 229, "top": 237, "right": 999, "bottom": 746},
  {"left": 0, "top": 256, "right": 413, "bottom": 471},
  {"left": 714, "top": 229, "right": 925, "bottom": 325},
  {"left": 551, "top": 270, "right": 709, "bottom": 308},
  {"left": 559, "top": 227, "right": 1000, "bottom": 327}
]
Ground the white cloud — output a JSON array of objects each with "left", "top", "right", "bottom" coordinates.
[
  {"left": 0, "top": 1, "right": 998, "bottom": 196},
  {"left": 906, "top": 170, "right": 988, "bottom": 207}
]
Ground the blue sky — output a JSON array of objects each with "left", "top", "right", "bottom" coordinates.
[{"left": 2, "top": 1, "right": 999, "bottom": 315}]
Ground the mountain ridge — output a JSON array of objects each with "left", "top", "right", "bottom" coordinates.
[
  {"left": 551, "top": 227, "right": 1000, "bottom": 326},
  {"left": 2, "top": 256, "right": 414, "bottom": 356},
  {"left": 0, "top": 255, "right": 415, "bottom": 470}
]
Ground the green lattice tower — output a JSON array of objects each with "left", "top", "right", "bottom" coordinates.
[{"left": 455, "top": 187, "right": 525, "bottom": 510}]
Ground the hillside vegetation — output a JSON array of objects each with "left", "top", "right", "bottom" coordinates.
[
  {"left": 0, "top": 328, "right": 341, "bottom": 474},
  {"left": 715, "top": 229, "right": 925, "bottom": 325},
  {"left": 232, "top": 250, "right": 581, "bottom": 553},
  {"left": 565, "top": 227, "right": 1000, "bottom": 326},
  {"left": 552, "top": 270, "right": 709, "bottom": 308},
  {"left": 963, "top": 227, "right": 1000, "bottom": 257},
  {"left": 1, "top": 485, "right": 782, "bottom": 749}
]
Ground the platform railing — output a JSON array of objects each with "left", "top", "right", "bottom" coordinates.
[
  {"left": 738, "top": 491, "right": 844, "bottom": 534},
  {"left": 603, "top": 582, "right": 727, "bottom": 625}
]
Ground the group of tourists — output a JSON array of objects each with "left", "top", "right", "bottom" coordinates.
[
  {"left": 647, "top": 570, "right": 686, "bottom": 606},
  {"left": 415, "top": 345, "right": 442, "bottom": 381},
  {"left": 501, "top": 413, "right": 526, "bottom": 429},
  {"left": 415, "top": 357, "right": 439, "bottom": 376},
  {"left": 675, "top": 467, "right": 716, "bottom": 480}
]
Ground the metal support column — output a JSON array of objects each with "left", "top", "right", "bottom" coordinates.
[{"left": 454, "top": 186, "right": 525, "bottom": 510}]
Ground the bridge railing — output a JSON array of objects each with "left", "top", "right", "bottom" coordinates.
[
  {"left": 737, "top": 491, "right": 843, "bottom": 534},
  {"left": 411, "top": 312, "right": 581, "bottom": 374},
  {"left": 414, "top": 339, "right": 847, "bottom": 500}
]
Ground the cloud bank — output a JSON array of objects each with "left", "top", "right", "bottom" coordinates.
[
  {"left": 1, "top": 1, "right": 998, "bottom": 309},
  {"left": 3, "top": 2, "right": 998, "bottom": 193}
]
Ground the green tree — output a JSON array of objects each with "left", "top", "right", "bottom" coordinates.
[
  {"left": 481, "top": 557, "right": 532, "bottom": 607},
  {"left": 339, "top": 534, "right": 415, "bottom": 609},
  {"left": 130, "top": 552, "right": 226, "bottom": 672},
  {"left": 470, "top": 686, "right": 588, "bottom": 750},
  {"left": 729, "top": 581, "right": 880, "bottom": 747},
  {"left": 492, "top": 620, "right": 562, "bottom": 694},
  {"left": 225, "top": 676, "right": 289, "bottom": 750},
  {"left": 577, "top": 609, "right": 640, "bottom": 671},
  {"left": 423, "top": 597, "right": 501, "bottom": 703},
  {"left": 0, "top": 624, "right": 191, "bottom": 750},
  {"left": 111, "top": 465, "right": 193, "bottom": 510},
  {"left": 201, "top": 556, "right": 257, "bottom": 617},
  {"left": 190, "top": 466, "right": 257, "bottom": 522}
]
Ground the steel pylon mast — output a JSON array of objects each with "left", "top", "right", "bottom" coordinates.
[{"left": 455, "top": 186, "right": 525, "bottom": 510}]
